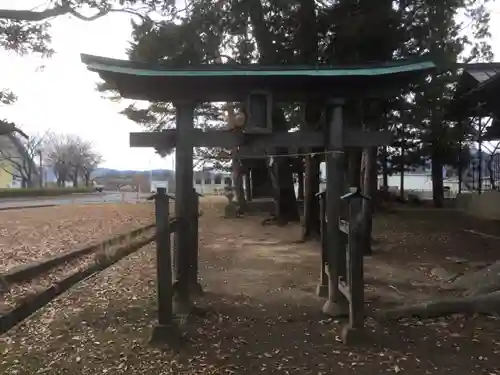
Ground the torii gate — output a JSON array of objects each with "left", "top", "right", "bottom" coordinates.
[{"left": 81, "top": 54, "right": 436, "bottom": 341}]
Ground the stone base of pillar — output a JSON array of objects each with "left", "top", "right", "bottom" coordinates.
[
  {"left": 316, "top": 284, "right": 329, "bottom": 298},
  {"left": 340, "top": 325, "right": 365, "bottom": 345},
  {"left": 189, "top": 281, "right": 204, "bottom": 296},
  {"left": 149, "top": 323, "right": 183, "bottom": 349},
  {"left": 322, "top": 299, "right": 349, "bottom": 317}
]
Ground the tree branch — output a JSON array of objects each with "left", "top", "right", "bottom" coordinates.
[
  {"left": 377, "top": 290, "right": 500, "bottom": 320},
  {"left": 0, "top": 2, "right": 147, "bottom": 22},
  {"left": 0, "top": 5, "right": 71, "bottom": 22}
]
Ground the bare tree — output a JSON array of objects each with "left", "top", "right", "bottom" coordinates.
[
  {"left": 0, "top": 132, "right": 44, "bottom": 188},
  {"left": 44, "top": 133, "right": 72, "bottom": 187},
  {"left": 67, "top": 138, "right": 90, "bottom": 187},
  {"left": 81, "top": 153, "right": 104, "bottom": 187},
  {"left": 44, "top": 133, "right": 102, "bottom": 187}
]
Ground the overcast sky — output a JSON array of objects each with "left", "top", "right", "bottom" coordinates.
[{"left": 1, "top": 2, "right": 499, "bottom": 171}]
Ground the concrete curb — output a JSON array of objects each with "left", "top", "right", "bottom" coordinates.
[
  {"left": 0, "top": 204, "right": 57, "bottom": 211},
  {"left": 0, "top": 192, "right": 103, "bottom": 203}
]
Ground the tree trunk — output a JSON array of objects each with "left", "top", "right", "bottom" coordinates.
[
  {"left": 458, "top": 128, "right": 464, "bottom": 194},
  {"left": 247, "top": 0, "right": 278, "bottom": 64},
  {"left": 302, "top": 155, "right": 321, "bottom": 240},
  {"left": 267, "top": 103, "right": 299, "bottom": 223},
  {"left": 400, "top": 130, "right": 405, "bottom": 200},
  {"left": 382, "top": 146, "right": 389, "bottom": 190},
  {"left": 450, "top": 260, "right": 500, "bottom": 297},
  {"left": 251, "top": 162, "right": 272, "bottom": 198},
  {"left": 431, "top": 142, "right": 444, "bottom": 208},
  {"left": 361, "top": 147, "right": 377, "bottom": 255},
  {"left": 478, "top": 118, "right": 484, "bottom": 194},
  {"left": 278, "top": 166, "right": 299, "bottom": 222},
  {"left": 244, "top": 172, "right": 252, "bottom": 201},
  {"left": 400, "top": 164, "right": 404, "bottom": 199},
  {"left": 300, "top": 103, "right": 323, "bottom": 239},
  {"left": 378, "top": 290, "right": 500, "bottom": 320},
  {"left": 271, "top": 156, "right": 300, "bottom": 223},
  {"left": 232, "top": 156, "right": 246, "bottom": 212},
  {"left": 297, "top": 0, "right": 319, "bottom": 234},
  {"left": 297, "top": 170, "right": 305, "bottom": 201}
]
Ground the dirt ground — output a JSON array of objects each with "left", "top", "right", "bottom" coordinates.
[
  {"left": 1, "top": 197, "right": 500, "bottom": 374},
  {"left": 0, "top": 203, "right": 154, "bottom": 272}
]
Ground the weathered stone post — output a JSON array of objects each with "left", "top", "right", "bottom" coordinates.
[
  {"left": 323, "top": 99, "right": 349, "bottom": 316},
  {"left": 347, "top": 192, "right": 365, "bottom": 328},
  {"left": 339, "top": 187, "right": 369, "bottom": 344},
  {"left": 150, "top": 187, "right": 177, "bottom": 343}
]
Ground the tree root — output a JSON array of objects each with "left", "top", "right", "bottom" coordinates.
[
  {"left": 260, "top": 215, "right": 288, "bottom": 227},
  {"left": 376, "top": 290, "right": 500, "bottom": 320},
  {"left": 449, "top": 260, "right": 500, "bottom": 293},
  {"left": 376, "top": 259, "right": 500, "bottom": 320},
  {"left": 465, "top": 284, "right": 500, "bottom": 297}
]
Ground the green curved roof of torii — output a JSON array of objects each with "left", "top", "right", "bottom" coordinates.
[{"left": 81, "top": 54, "right": 436, "bottom": 102}]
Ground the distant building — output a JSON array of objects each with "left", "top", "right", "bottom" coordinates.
[
  {"left": 194, "top": 170, "right": 232, "bottom": 195},
  {"left": 0, "top": 134, "right": 38, "bottom": 188},
  {"left": 150, "top": 180, "right": 168, "bottom": 193}
]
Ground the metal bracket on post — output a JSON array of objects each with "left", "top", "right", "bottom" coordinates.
[
  {"left": 340, "top": 186, "right": 371, "bottom": 202},
  {"left": 338, "top": 186, "right": 370, "bottom": 344}
]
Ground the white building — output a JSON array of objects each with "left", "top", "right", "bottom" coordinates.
[
  {"left": 194, "top": 170, "right": 232, "bottom": 195},
  {"left": 316, "top": 161, "right": 458, "bottom": 200}
]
